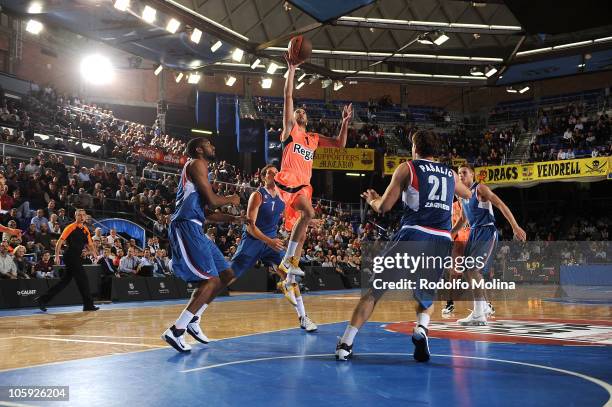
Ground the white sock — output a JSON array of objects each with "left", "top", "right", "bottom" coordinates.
[
  {"left": 341, "top": 325, "right": 359, "bottom": 346},
  {"left": 195, "top": 303, "right": 208, "bottom": 318},
  {"left": 284, "top": 274, "right": 296, "bottom": 285},
  {"left": 295, "top": 296, "right": 306, "bottom": 318},
  {"left": 474, "top": 300, "right": 487, "bottom": 316},
  {"left": 417, "top": 313, "right": 431, "bottom": 329},
  {"left": 174, "top": 309, "right": 194, "bottom": 330},
  {"left": 284, "top": 241, "right": 298, "bottom": 261},
  {"left": 413, "top": 313, "right": 430, "bottom": 339}
]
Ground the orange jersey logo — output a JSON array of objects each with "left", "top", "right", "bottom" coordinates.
[{"left": 278, "top": 125, "right": 320, "bottom": 186}]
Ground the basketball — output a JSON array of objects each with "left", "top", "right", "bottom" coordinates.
[{"left": 288, "top": 35, "right": 312, "bottom": 65}]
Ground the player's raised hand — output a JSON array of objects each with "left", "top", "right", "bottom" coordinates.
[
  {"left": 361, "top": 189, "right": 381, "bottom": 206},
  {"left": 513, "top": 226, "right": 527, "bottom": 241},
  {"left": 267, "top": 238, "right": 284, "bottom": 252},
  {"left": 284, "top": 52, "right": 300, "bottom": 70},
  {"left": 342, "top": 103, "right": 353, "bottom": 122}
]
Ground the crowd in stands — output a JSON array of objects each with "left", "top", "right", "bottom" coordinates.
[
  {"left": 393, "top": 124, "right": 519, "bottom": 166},
  {"left": 0, "top": 85, "right": 187, "bottom": 163},
  {"left": 529, "top": 104, "right": 611, "bottom": 162}
]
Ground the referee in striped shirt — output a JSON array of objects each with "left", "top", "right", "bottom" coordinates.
[{"left": 36, "top": 209, "right": 99, "bottom": 312}]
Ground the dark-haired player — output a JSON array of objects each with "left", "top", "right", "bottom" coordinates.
[
  {"left": 230, "top": 164, "right": 317, "bottom": 332},
  {"left": 275, "top": 55, "right": 352, "bottom": 292},
  {"left": 336, "top": 130, "right": 472, "bottom": 362},
  {"left": 161, "top": 137, "right": 248, "bottom": 353},
  {"left": 451, "top": 164, "right": 526, "bottom": 326}
]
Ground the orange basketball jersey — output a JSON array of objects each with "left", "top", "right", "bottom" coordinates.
[
  {"left": 452, "top": 200, "right": 470, "bottom": 242},
  {"left": 276, "top": 125, "right": 320, "bottom": 187}
]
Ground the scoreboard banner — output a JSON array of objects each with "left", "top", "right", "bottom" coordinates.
[
  {"left": 313, "top": 147, "right": 375, "bottom": 171},
  {"left": 475, "top": 156, "right": 609, "bottom": 186},
  {"left": 383, "top": 155, "right": 411, "bottom": 176}
]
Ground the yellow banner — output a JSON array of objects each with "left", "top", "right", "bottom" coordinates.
[
  {"left": 452, "top": 157, "right": 468, "bottom": 168},
  {"left": 313, "top": 147, "right": 375, "bottom": 171},
  {"left": 475, "top": 156, "right": 609, "bottom": 185},
  {"left": 383, "top": 155, "right": 411, "bottom": 175}
]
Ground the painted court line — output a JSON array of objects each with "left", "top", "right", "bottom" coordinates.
[
  {"left": 180, "top": 352, "right": 612, "bottom": 407},
  {"left": 21, "top": 336, "right": 164, "bottom": 348}
]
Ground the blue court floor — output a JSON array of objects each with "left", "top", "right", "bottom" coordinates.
[{"left": 1, "top": 321, "right": 610, "bottom": 407}]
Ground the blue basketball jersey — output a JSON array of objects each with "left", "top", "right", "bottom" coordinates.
[
  {"left": 400, "top": 159, "right": 455, "bottom": 232},
  {"left": 461, "top": 182, "right": 496, "bottom": 228},
  {"left": 247, "top": 187, "right": 285, "bottom": 238},
  {"left": 171, "top": 160, "right": 206, "bottom": 223}
]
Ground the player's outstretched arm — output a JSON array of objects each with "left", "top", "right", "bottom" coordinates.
[
  {"left": 206, "top": 210, "right": 252, "bottom": 226},
  {"left": 245, "top": 191, "right": 284, "bottom": 251},
  {"left": 361, "top": 162, "right": 408, "bottom": 215},
  {"left": 281, "top": 54, "right": 298, "bottom": 142},
  {"left": 477, "top": 183, "right": 527, "bottom": 241},
  {"left": 319, "top": 103, "right": 353, "bottom": 148},
  {"left": 189, "top": 160, "right": 240, "bottom": 209}
]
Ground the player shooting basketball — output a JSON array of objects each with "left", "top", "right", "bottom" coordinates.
[{"left": 275, "top": 44, "right": 353, "bottom": 297}]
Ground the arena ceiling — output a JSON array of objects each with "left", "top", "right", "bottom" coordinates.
[{"left": 1, "top": 0, "right": 611, "bottom": 86}]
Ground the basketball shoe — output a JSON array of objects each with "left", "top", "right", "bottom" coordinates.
[
  {"left": 186, "top": 316, "right": 210, "bottom": 344},
  {"left": 299, "top": 315, "right": 317, "bottom": 332},
  {"left": 412, "top": 324, "right": 430, "bottom": 362},
  {"left": 457, "top": 311, "right": 487, "bottom": 326},
  {"left": 162, "top": 325, "right": 192, "bottom": 353},
  {"left": 279, "top": 256, "right": 305, "bottom": 277},
  {"left": 335, "top": 341, "right": 353, "bottom": 361},
  {"left": 277, "top": 280, "right": 297, "bottom": 306},
  {"left": 441, "top": 301, "right": 455, "bottom": 316}
]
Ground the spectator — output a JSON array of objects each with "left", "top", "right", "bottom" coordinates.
[
  {"left": 30, "top": 209, "right": 49, "bottom": 232},
  {"left": 12, "top": 245, "right": 31, "bottom": 279},
  {"left": 34, "top": 251, "right": 56, "bottom": 278},
  {"left": 0, "top": 241, "right": 17, "bottom": 279},
  {"left": 119, "top": 247, "right": 139, "bottom": 275}
]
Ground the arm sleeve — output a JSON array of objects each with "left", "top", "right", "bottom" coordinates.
[{"left": 59, "top": 223, "right": 76, "bottom": 241}]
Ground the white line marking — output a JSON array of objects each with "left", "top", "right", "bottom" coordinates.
[
  {"left": 0, "top": 401, "right": 37, "bottom": 407},
  {"left": 180, "top": 352, "right": 612, "bottom": 406},
  {"left": 21, "top": 336, "right": 164, "bottom": 348}
]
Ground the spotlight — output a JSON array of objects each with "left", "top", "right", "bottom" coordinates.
[
  {"left": 211, "top": 40, "right": 222, "bottom": 52},
  {"left": 80, "top": 54, "right": 114, "bottom": 85},
  {"left": 267, "top": 62, "right": 279, "bottom": 74},
  {"left": 506, "top": 87, "right": 517, "bottom": 93},
  {"left": 175, "top": 72, "right": 184, "bottom": 83},
  {"left": 166, "top": 18, "right": 180, "bottom": 34},
  {"left": 308, "top": 75, "right": 319, "bottom": 85},
  {"left": 142, "top": 6, "right": 156, "bottom": 24},
  {"left": 333, "top": 81, "right": 344, "bottom": 91},
  {"left": 114, "top": 0, "right": 129, "bottom": 11},
  {"left": 261, "top": 77, "right": 272, "bottom": 89},
  {"left": 190, "top": 28, "right": 202, "bottom": 44},
  {"left": 225, "top": 75, "right": 236, "bottom": 86},
  {"left": 232, "top": 48, "right": 244, "bottom": 62},
  {"left": 470, "top": 66, "right": 484, "bottom": 76},
  {"left": 484, "top": 65, "right": 498, "bottom": 77},
  {"left": 25, "top": 20, "right": 43, "bottom": 35},
  {"left": 519, "top": 85, "right": 530, "bottom": 94},
  {"left": 154, "top": 65, "right": 163, "bottom": 76},
  {"left": 298, "top": 72, "right": 307, "bottom": 81},
  {"left": 418, "top": 31, "right": 449, "bottom": 46},
  {"left": 250, "top": 58, "right": 261, "bottom": 69},
  {"left": 321, "top": 78, "right": 332, "bottom": 89},
  {"left": 348, "top": 80, "right": 358, "bottom": 85},
  {"left": 187, "top": 73, "right": 201, "bottom": 84},
  {"left": 296, "top": 82, "right": 305, "bottom": 90},
  {"left": 28, "top": 3, "right": 42, "bottom": 13}
]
